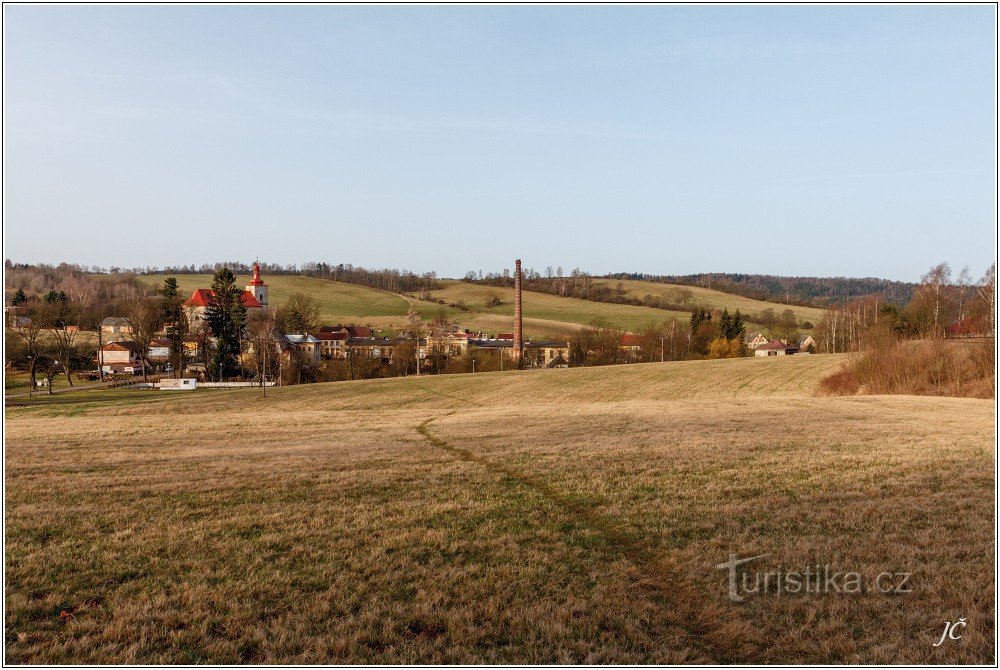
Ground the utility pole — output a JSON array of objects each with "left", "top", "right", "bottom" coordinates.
[{"left": 660, "top": 337, "right": 665, "bottom": 363}]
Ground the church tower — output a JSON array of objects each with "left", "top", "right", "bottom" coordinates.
[{"left": 247, "top": 260, "right": 268, "bottom": 310}]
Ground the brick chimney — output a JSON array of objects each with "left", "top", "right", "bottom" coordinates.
[{"left": 513, "top": 259, "right": 523, "bottom": 364}]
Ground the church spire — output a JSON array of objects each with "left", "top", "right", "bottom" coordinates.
[{"left": 249, "top": 259, "right": 264, "bottom": 286}]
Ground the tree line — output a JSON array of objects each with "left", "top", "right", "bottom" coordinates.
[{"left": 814, "top": 262, "right": 995, "bottom": 353}]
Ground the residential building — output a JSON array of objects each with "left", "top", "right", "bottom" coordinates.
[
  {"left": 97, "top": 340, "right": 145, "bottom": 374},
  {"left": 754, "top": 340, "right": 800, "bottom": 357},
  {"left": 745, "top": 332, "right": 769, "bottom": 350},
  {"left": 100, "top": 317, "right": 133, "bottom": 338}
]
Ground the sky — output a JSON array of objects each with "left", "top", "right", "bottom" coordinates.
[{"left": 3, "top": 5, "right": 996, "bottom": 282}]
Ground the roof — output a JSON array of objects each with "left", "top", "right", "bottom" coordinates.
[
  {"left": 100, "top": 317, "right": 131, "bottom": 327},
  {"left": 101, "top": 340, "right": 140, "bottom": 352},
  {"left": 149, "top": 338, "right": 171, "bottom": 347},
  {"left": 758, "top": 339, "right": 799, "bottom": 351},
  {"left": 619, "top": 334, "right": 642, "bottom": 347},
  {"left": 496, "top": 333, "right": 514, "bottom": 340},
  {"left": 313, "top": 331, "right": 348, "bottom": 341},
  {"left": 184, "top": 289, "right": 262, "bottom": 309},
  {"left": 284, "top": 334, "right": 320, "bottom": 344},
  {"left": 347, "top": 325, "right": 374, "bottom": 338}
]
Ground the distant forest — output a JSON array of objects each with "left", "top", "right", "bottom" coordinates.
[{"left": 607, "top": 272, "right": 917, "bottom": 308}]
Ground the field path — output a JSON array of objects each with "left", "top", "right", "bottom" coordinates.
[{"left": 415, "top": 416, "right": 764, "bottom": 663}]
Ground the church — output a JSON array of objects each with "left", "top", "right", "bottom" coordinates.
[{"left": 183, "top": 261, "right": 269, "bottom": 322}]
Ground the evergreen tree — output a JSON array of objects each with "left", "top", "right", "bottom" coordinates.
[
  {"left": 11, "top": 288, "right": 27, "bottom": 305},
  {"left": 205, "top": 268, "right": 247, "bottom": 379},
  {"left": 159, "top": 277, "right": 187, "bottom": 377}
]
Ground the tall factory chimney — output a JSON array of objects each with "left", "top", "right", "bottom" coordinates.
[{"left": 513, "top": 259, "right": 523, "bottom": 365}]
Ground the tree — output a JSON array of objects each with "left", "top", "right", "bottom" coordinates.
[
  {"left": 275, "top": 292, "right": 320, "bottom": 335},
  {"left": 42, "top": 293, "right": 81, "bottom": 387},
  {"left": 125, "top": 295, "right": 162, "bottom": 383},
  {"left": 159, "top": 277, "right": 188, "bottom": 377},
  {"left": 915, "top": 262, "right": 953, "bottom": 337},
  {"left": 245, "top": 310, "right": 277, "bottom": 392},
  {"left": 8, "top": 302, "right": 44, "bottom": 395},
  {"left": 205, "top": 268, "right": 247, "bottom": 380}
]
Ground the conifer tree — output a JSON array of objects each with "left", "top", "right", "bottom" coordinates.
[
  {"left": 159, "top": 277, "right": 187, "bottom": 377},
  {"left": 206, "top": 268, "right": 246, "bottom": 380}
]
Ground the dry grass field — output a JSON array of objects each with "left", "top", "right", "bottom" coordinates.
[{"left": 5, "top": 355, "right": 995, "bottom": 663}]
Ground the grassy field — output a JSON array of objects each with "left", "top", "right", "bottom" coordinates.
[
  {"left": 136, "top": 274, "right": 410, "bottom": 323},
  {"left": 422, "top": 280, "right": 820, "bottom": 337},
  {"left": 588, "top": 278, "right": 828, "bottom": 324},
  {"left": 5, "top": 355, "right": 994, "bottom": 663}
]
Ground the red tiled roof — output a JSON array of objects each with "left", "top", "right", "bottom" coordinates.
[
  {"left": 758, "top": 339, "right": 798, "bottom": 351},
  {"left": 313, "top": 331, "right": 348, "bottom": 341},
  {"left": 347, "top": 326, "right": 373, "bottom": 338},
  {"left": 184, "top": 289, "right": 262, "bottom": 309},
  {"left": 497, "top": 333, "right": 514, "bottom": 340},
  {"left": 101, "top": 341, "right": 140, "bottom": 352}
]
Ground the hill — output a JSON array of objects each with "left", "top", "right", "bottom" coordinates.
[
  {"left": 585, "top": 278, "right": 827, "bottom": 324},
  {"left": 6, "top": 356, "right": 993, "bottom": 663},
  {"left": 137, "top": 274, "right": 410, "bottom": 324},
  {"left": 420, "top": 279, "right": 820, "bottom": 338},
  {"left": 614, "top": 272, "right": 916, "bottom": 307}
]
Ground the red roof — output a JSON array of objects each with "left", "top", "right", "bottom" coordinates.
[
  {"left": 184, "top": 289, "right": 261, "bottom": 309},
  {"left": 347, "top": 325, "right": 374, "bottom": 338},
  {"left": 313, "top": 331, "right": 348, "bottom": 341},
  {"left": 497, "top": 333, "right": 514, "bottom": 340},
  {"left": 758, "top": 339, "right": 798, "bottom": 351},
  {"left": 620, "top": 334, "right": 642, "bottom": 347}
]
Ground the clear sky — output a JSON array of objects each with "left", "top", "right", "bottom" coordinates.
[{"left": 3, "top": 5, "right": 996, "bottom": 281}]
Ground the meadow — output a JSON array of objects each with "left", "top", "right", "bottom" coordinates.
[
  {"left": 587, "top": 277, "right": 828, "bottom": 324},
  {"left": 5, "top": 355, "right": 994, "bottom": 663}
]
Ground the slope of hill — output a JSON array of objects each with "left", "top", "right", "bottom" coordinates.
[
  {"left": 6, "top": 356, "right": 993, "bottom": 663},
  {"left": 423, "top": 279, "right": 821, "bottom": 335},
  {"left": 586, "top": 278, "right": 827, "bottom": 324},
  {"left": 137, "top": 274, "right": 410, "bottom": 322},
  {"left": 618, "top": 272, "right": 916, "bottom": 307}
]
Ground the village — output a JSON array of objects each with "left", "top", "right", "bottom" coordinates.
[
  {"left": 91, "top": 260, "right": 573, "bottom": 387},
  {"left": 83, "top": 260, "right": 823, "bottom": 391}
]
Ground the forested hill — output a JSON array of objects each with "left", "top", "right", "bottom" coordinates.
[{"left": 607, "top": 272, "right": 916, "bottom": 308}]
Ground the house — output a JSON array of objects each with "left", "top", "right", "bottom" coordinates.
[
  {"left": 426, "top": 331, "right": 472, "bottom": 357},
  {"left": 467, "top": 337, "right": 570, "bottom": 368},
  {"left": 745, "top": 332, "right": 769, "bottom": 350},
  {"left": 97, "top": 340, "right": 146, "bottom": 374},
  {"left": 797, "top": 335, "right": 816, "bottom": 352},
  {"left": 754, "top": 339, "right": 800, "bottom": 357},
  {"left": 280, "top": 334, "right": 321, "bottom": 367},
  {"left": 314, "top": 331, "right": 349, "bottom": 359},
  {"left": 148, "top": 338, "right": 171, "bottom": 362},
  {"left": 619, "top": 334, "right": 643, "bottom": 360},
  {"left": 183, "top": 262, "right": 268, "bottom": 323},
  {"left": 100, "top": 317, "right": 133, "bottom": 338}
]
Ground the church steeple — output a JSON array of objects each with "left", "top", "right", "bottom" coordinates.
[
  {"left": 249, "top": 260, "right": 264, "bottom": 286},
  {"left": 246, "top": 260, "right": 268, "bottom": 309}
]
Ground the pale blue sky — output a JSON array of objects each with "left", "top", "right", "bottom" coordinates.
[{"left": 3, "top": 5, "right": 996, "bottom": 281}]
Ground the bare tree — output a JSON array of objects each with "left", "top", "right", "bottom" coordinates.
[
  {"left": 124, "top": 295, "right": 162, "bottom": 383},
  {"left": 8, "top": 304, "right": 45, "bottom": 395}
]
